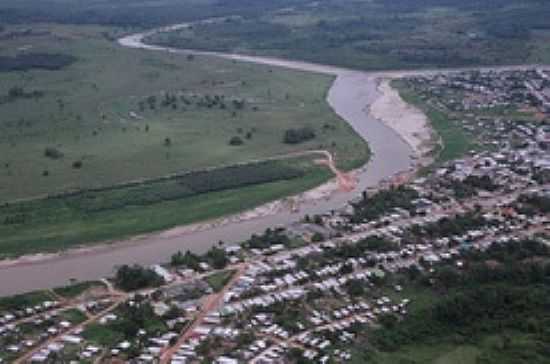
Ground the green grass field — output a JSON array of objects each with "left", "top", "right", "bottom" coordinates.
[
  {"left": 205, "top": 269, "right": 236, "bottom": 292},
  {"left": 0, "top": 290, "right": 55, "bottom": 311},
  {"left": 0, "top": 23, "right": 366, "bottom": 202},
  {"left": 53, "top": 281, "right": 105, "bottom": 299}
]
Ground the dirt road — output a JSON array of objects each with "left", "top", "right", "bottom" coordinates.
[{"left": 160, "top": 264, "right": 248, "bottom": 363}]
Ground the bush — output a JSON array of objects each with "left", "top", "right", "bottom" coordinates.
[
  {"left": 311, "top": 232, "right": 325, "bottom": 242},
  {"left": 44, "top": 147, "right": 64, "bottom": 159},
  {"left": 171, "top": 250, "right": 201, "bottom": 270},
  {"left": 54, "top": 160, "right": 304, "bottom": 213},
  {"left": 72, "top": 160, "right": 83, "bottom": 169},
  {"left": 229, "top": 136, "right": 244, "bottom": 146},
  {"left": 205, "top": 246, "right": 228, "bottom": 269},
  {"left": 0, "top": 53, "right": 76, "bottom": 72},
  {"left": 283, "top": 127, "right": 316, "bottom": 144},
  {"left": 114, "top": 265, "right": 164, "bottom": 291},
  {"left": 350, "top": 186, "right": 419, "bottom": 223},
  {"left": 246, "top": 228, "right": 290, "bottom": 249}
]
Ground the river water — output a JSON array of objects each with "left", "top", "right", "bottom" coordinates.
[{"left": 0, "top": 29, "right": 413, "bottom": 296}]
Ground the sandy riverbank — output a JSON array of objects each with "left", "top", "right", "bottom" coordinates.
[{"left": 370, "top": 78, "right": 439, "bottom": 166}]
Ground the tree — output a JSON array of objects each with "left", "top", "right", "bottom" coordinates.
[
  {"left": 358, "top": 236, "right": 397, "bottom": 253},
  {"left": 311, "top": 232, "right": 325, "bottom": 242},
  {"left": 283, "top": 127, "right": 316, "bottom": 144},
  {"left": 236, "top": 332, "right": 255, "bottom": 346},
  {"left": 313, "top": 215, "right": 323, "bottom": 226},
  {"left": 232, "top": 99, "right": 245, "bottom": 110},
  {"left": 171, "top": 250, "right": 200, "bottom": 270},
  {"left": 8, "top": 86, "right": 24, "bottom": 99},
  {"left": 229, "top": 136, "right": 244, "bottom": 146},
  {"left": 345, "top": 279, "right": 365, "bottom": 296},
  {"left": 44, "top": 147, "right": 63, "bottom": 159},
  {"left": 206, "top": 246, "right": 228, "bottom": 269},
  {"left": 114, "top": 265, "right": 164, "bottom": 291},
  {"left": 340, "top": 262, "right": 354, "bottom": 275},
  {"left": 435, "top": 266, "right": 461, "bottom": 289}
]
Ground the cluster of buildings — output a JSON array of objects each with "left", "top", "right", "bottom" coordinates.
[
  {"left": 408, "top": 68, "right": 550, "bottom": 114},
  {"left": 0, "top": 297, "right": 107, "bottom": 363}
]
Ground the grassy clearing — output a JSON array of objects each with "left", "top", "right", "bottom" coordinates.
[
  {"left": 205, "top": 269, "right": 236, "bottom": 292},
  {"left": 60, "top": 308, "right": 88, "bottom": 324},
  {"left": 53, "top": 281, "right": 104, "bottom": 299},
  {"left": 0, "top": 290, "right": 54, "bottom": 311},
  {"left": 83, "top": 323, "right": 124, "bottom": 347}
]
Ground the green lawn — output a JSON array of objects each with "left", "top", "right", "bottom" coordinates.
[
  {"left": 83, "top": 323, "right": 125, "bottom": 347},
  {"left": 205, "top": 269, "right": 236, "bottom": 292},
  {"left": 60, "top": 307, "right": 88, "bottom": 324},
  {"left": 0, "top": 290, "right": 55, "bottom": 311},
  {"left": 53, "top": 281, "right": 105, "bottom": 299}
]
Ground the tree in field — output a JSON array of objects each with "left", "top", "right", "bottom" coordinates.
[
  {"left": 283, "top": 127, "right": 316, "bottom": 144},
  {"left": 44, "top": 147, "right": 63, "bottom": 159},
  {"left": 229, "top": 136, "right": 244, "bottom": 146},
  {"left": 206, "top": 246, "right": 228, "bottom": 269}
]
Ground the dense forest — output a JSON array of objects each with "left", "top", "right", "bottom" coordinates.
[
  {"left": 0, "top": 0, "right": 303, "bottom": 27},
  {"left": 146, "top": 0, "right": 550, "bottom": 69},
  {"left": 0, "top": 53, "right": 76, "bottom": 72},
  {"left": 363, "top": 239, "right": 550, "bottom": 363}
]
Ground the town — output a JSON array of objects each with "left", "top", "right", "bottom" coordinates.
[{"left": 2, "top": 68, "right": 550, "bottom": 363}]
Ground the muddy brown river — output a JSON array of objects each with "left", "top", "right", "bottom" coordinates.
[{"left": 0, "top": 27, "right": 414, "bottom": 296}]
